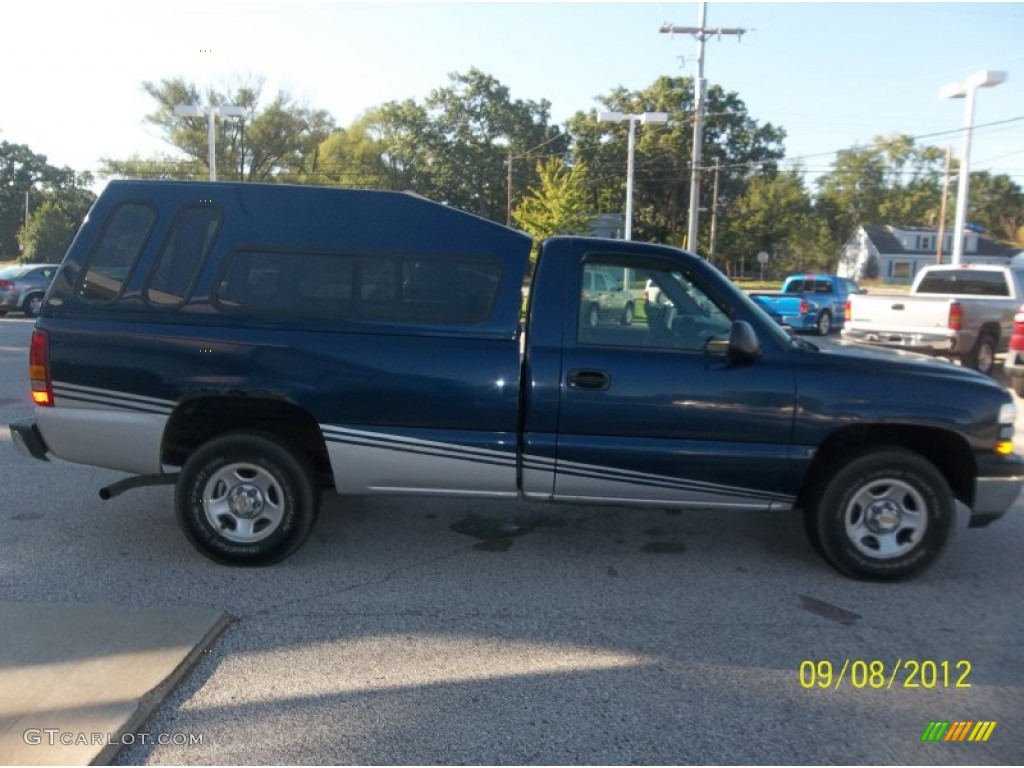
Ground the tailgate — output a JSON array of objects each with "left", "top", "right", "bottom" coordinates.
[{"left": 846, "top": 293, "right": 954, "bottom": 332}]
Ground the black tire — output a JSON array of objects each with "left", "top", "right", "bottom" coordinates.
[
  {"left": 815, "top": 310, "right": 832, "bottom": 336},
  {"left": 1013, "top": 376, "right": 1024, "bottom": 398},
  {"left": 804, "top": 448, "right": 954, "bottom": 581},
  {"left": 175, "top": 432, "right": 318, "bottom": 565},
  {"left": 587, "top": 303, "right": 600, "bottom": 328},
  {"left": 963, "top": 333, "right": 996, "bottom": 375},
  {"left": 22, "top": 293, "right": 44, "bottom": 318},
  {"left": 621, "top": 302, "right": 634, "bottom": 326}
]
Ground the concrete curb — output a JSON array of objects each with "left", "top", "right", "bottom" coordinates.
[{"left": 0, "top": 602, "right": 232, "bottom": 766}]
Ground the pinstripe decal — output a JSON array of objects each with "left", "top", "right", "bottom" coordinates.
[
  {"left": 52, "top": 382, "right": 175, "bottom": 415},
  {"left": 321, "top": 425, "right": 791, "bottom": 504},
  {"left": 321, "top": 425, "right": 517, "bottom": 468}
]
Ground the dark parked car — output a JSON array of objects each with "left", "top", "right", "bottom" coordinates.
[{"left": 0, "top": 264, "right": 60, "bottom": 317}]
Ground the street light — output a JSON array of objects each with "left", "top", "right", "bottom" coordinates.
[
  {"left": 598, "top": 111, "right": 669, "bottom": 240},
  {"left": 938, "top": 69, "right": 1007, "bottom": 264},
  {"left": 174, "top": 103, "right": 246, "bottom": 181}
]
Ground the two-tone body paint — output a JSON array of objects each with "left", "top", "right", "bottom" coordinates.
[{"left": 20, "top": 181, "right": 1022, "bottom": 523}]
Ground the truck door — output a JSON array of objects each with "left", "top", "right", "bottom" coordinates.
[{"left": 552, "top": 252, "right": 799, "bottom": 510}]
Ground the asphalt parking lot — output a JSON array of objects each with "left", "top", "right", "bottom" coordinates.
[{"left": 1, "top": 316, "right": 1023, "bottom": 765}]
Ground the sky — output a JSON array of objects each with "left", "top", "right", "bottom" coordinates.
[{"left": 3, "top": 1, "right": 1023, "bottom": 189}]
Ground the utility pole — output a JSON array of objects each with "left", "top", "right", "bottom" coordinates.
[
  {"left": 936, "top": 145, "right": 952, "bottom": 264},
  {"left": 708, "top": 164, "right": 721, "bottom": 264},
  {"left": 661, "top": 3, "right": 745, "bottom": 254}
]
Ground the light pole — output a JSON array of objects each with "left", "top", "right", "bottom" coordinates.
[
  {"left": 938, "top": 69, "right": 1007, "bottom": 264},
  {"left": 174, "top": 103, "right": 247, "bottom": 181},
  {"left": 598, "top": 111, "right": 669, "bottom": 240}
]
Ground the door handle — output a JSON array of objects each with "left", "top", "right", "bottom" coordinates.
[{"left": 568, "top": 369, "right": 611, "bottom": 391}]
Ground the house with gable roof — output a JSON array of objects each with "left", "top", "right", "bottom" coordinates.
[{"left": 837, "top": 225, "right": 1022, "bottom": 284}]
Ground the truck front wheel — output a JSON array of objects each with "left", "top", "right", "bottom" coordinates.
[
  {"left": 963, "top": 333, "right": 996, "bottom": 375},
  {"left": 175, "top": 432, "right": 318, "bottom": 565},
  {"left": 804, "top": 448, "right": 954, "bottom": 580}
]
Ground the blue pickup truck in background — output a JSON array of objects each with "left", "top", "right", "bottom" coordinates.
[
  {"left": 8, "top": 181, "right": 1023, "bottom": 581},
  {"left": 749, "top": 274, "right": 864, "bottom": 335}
]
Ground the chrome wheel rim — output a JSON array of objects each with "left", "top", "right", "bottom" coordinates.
[
  {"left": 977, "top": 343, "right": 994, "bottom": 373},
  {"left": 201, "top": 462, "right": 285, "bottom": 543},
  {"left": 844, "top": 478, "right": 927, "bottom": 559},
  {"left": 27, "top": 295, "right": 42, "bottom": 315}
]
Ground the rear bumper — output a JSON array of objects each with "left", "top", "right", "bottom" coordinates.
[
  {"left": 970, "top": 452, "right": 1024, "bottom": 527},
  {"left": 8, "top": 418, "right": 49, "bottom": 461},
  {"left": 842, "top": 328, "right": 958, "bottom": 353},
  {"left": 0, "top": 290, "right": 23, "bottom": 310}
]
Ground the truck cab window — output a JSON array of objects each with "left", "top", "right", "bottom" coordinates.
[{"left": 578, "top": 261, "right": 731, "bottom": 351}]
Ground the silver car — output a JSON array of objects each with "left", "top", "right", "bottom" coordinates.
[{"left": 0, "top": 264, "right": 60, "bottom": 317}]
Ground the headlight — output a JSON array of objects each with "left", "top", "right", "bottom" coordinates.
[{"left": 996, "top": 402, "right": 1016, "bottom": 454}]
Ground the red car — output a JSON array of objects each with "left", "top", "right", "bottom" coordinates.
[{"left": 1004, "top": 305, "right": 1024, "bottom": 396}]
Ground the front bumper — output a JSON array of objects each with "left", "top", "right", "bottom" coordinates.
[
  {"left": 9, "top": 418, "right": 49, "bottom": 461},
  {"left": 970, "top": 452, "right": 1024, "bottom": 526},
  {"left": 1004, "top": 349, "right": 1024, "bottom": 378}
]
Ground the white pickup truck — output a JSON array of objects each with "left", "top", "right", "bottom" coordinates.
[{"left": 842, "top": 264, "right": 1024, "bottom": 375}]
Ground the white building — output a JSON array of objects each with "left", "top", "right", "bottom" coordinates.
[{"left": 838, "top": 225, "right": 1021, "bottom": 284}]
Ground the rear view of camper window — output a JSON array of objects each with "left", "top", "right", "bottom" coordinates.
[
  {"left": 216, "top": 250, "right": 501, "bottom": 325},
  {"left": 79, "top": 203, "right": 156, "bottom": 303},
  {"left": 145, "top": 206, "right": 222, "bottom": 306}
]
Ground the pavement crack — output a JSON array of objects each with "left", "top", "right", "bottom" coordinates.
[{"left": 239, "top": 546, "right": 468, "bottom": 619}]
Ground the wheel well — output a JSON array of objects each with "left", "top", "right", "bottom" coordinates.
[
  {"left": 978, "top": 322, "right": 1000, "bottom": 344},
  {"left": 161, "top": 395, "right": 334, "bottom": 488},
  {"left": 798, "top": 424, "right": 976, "bottom": 508}
]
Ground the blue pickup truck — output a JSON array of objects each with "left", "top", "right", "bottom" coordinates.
[
  {"left": 9, "top": 181, "right": 1023, "bottom": 580},
  {"left": 750, "top": 274, "right": 863, "bottom": 335}
]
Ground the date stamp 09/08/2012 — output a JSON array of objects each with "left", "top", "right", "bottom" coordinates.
[{"left": 799, "top": 659, "right": 972, "bottom": 691}]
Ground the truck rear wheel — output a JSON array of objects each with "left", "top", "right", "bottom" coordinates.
[
  {"left": 175, "top": 432, "right": 318, "bottom": 565},
  {"left": 804, "top": 448, "right": 953, "bottom": 580},
  {"left": 815, "top": 311, "right": 832, "bottom": 336},
  {"left": 963, "top": 333, "right": 996, "bottom": 375}
]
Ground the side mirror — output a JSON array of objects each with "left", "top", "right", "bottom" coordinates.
[{"left": 727, "top": 320, "right": 761, "bottom": 361}]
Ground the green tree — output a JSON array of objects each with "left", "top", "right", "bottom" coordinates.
[
  {"left": 716, "top": 169, "right": 831, "bottom": 277},
  {"left": 316, "top": 103, "right": 435, "bottom": 191},
  {"left": 568, "top": 76, "right": 786, "bottom": 248},
  {"left": 420, "top": 69, "right": 565, "bottom": 221},
  {"left": 0, "top": 142, "right": 93, "bottom": 259},
  {"left": 815, "top": 134, "right": 945, "bottom": 244},
  {"left": 966, "top": 171, "right": 1024, "bottom": 246},
  {"left": 314, "top": 69, "right": 565, "bottom": 222},
  {"left": 101, "top": 76, "right": 335, "bottom": 182},
  {"left": 512, "top": 158, "right": 592, "bottom": 249},
  {"left": 17, "top": 195, "right": 88, "bottom": 263}
]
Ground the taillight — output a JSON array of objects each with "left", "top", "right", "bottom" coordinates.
[
  {"left": 0, "top": 280, "right": 14, "bottom": 290},
  {"left": 948, "top": 301, "right": 963, "bottom": 331},
  {"left": 29, "top": 330, "right": 53, "bottom": 407},
  {"left": 799, "top": 298, "right": 809, "bottom": 315},
  {"left": 844, "top": 299, "right": 852, "bottom": 323},
  {"left": 1011, "top": 308, "right": 1024, "bottom": 351}
]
